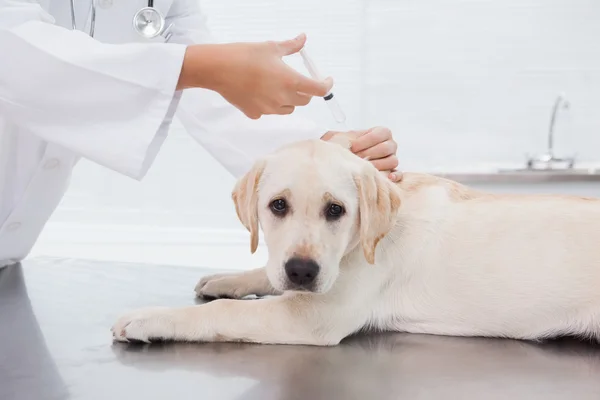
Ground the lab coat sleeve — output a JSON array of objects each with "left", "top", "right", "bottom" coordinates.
[
  {"left": 0, "top": 0, "right": 188, "bottom": 180},
  {"left": 164, "top": 0, "right": 330, "bottom": 178}
]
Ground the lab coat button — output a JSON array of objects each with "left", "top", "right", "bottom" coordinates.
[
  {"left": 97, "top": 0, "right": 113, "bottom": 8},
  {"left": 7, "top": 222, "right": 21, "bottom": 231},
  {"left": 43, "top": 158, "right": 60, "bottom": 170}
]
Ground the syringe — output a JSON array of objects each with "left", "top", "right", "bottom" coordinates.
[{"left": 299, "top": 48, "right": 348, "bottom": 129}]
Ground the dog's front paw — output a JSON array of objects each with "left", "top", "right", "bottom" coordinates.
[
  {"left": 111, "top": 307, "right": 176, "bottom": 343},
  {"left": 194, "top": 273, "right": 247, "bottom": 300}
]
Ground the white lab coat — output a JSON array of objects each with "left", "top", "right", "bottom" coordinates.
[{"left": 0, "top": 0, "right": 326, "bottom": 267}]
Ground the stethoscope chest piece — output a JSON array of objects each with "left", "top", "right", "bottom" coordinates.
[{"left": 132, "top": 6, "right": 165, "bottom": 39}]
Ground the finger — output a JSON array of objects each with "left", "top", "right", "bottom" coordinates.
[
  {"left": 262, "top": 104, "right": 295, "bottom": 115},
  {"left": 276, "top": 105, "right": 295, "bottom": 115},
  {"left": 370, "top": 155, "right": 399, "bottom": 172},
  {"left": 288, "top": 92, "right": 313, "bottom": 106},
  {"left": 245, "top": 111, "right": 262, "bottom": 120},
  {"left": 238, "top": 105, "right": 262, "bottom": 120},
  {"left": 339, "top": 129, "right": 366, "bottom": 141},
  {"left": 389, "top": 170, "right": 403, "bottom": 182},
  {"left": 356, "top": 140, "right": 397, "bottom": 160},
  {"left": 295, "top": 75, "right": 333, "bottom": 97},
  {"left": 321, "top": 129, "right": 365, "bottom": 144},
  {"left": 350, "top": 127, "right": 392, "bottom": 153},
  {"left": 276, "top": 33, "right": 307, "bottom": 56}
]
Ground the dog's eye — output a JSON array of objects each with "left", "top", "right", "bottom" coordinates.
[
  {"left": 270, "top": 199, "right": 288, "bottom": 215},
  {"left": 326, "top": 203, "right": 345, "bottom": 220}
]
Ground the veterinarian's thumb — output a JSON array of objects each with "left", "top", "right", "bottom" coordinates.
[{"left": 276, "top": 33, "right": 307, "bottom": 56}]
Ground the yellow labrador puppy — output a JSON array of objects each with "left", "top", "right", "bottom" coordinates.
[{"left": 111, "top": 138, "right": 600, "bottom": 345}]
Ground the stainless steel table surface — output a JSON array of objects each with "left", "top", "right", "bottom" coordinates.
[{"left": 2, "top": 257, "right": 600, "bottom": 400}]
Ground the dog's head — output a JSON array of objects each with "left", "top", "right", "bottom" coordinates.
[{"left": 232, "top": 138, "right": 401, "bottom": 294}]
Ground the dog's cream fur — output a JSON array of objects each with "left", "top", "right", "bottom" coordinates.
[{"left": 111, "top": 138, "right": 600, "bottom": 345}]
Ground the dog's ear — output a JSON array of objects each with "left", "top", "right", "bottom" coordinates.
[
  {"left": 354, "top": 167, "right": 402, "bottom": 264},
  {"left": 232, "top": 159, "right": 266, "bottom": 254}
]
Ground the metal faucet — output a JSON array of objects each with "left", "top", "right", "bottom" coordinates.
[{"left": 526, "top": 93, "right": 574, "bottom": 170}]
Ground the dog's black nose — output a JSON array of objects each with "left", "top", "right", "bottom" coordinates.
[{"left": 284, "top": 258, "right": 320, "bottom": 286}]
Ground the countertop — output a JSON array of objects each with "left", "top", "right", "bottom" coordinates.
[{"left": 2, "top": 257, "right": 600, "bottom": 400}]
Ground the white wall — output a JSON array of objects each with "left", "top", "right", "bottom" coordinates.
[{"left": 31, "top": 0, "right": 600, "bottom": 268}]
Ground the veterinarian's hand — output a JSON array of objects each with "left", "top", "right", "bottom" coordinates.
[
  {"left": 322, "top": 127, "right": 402, "bottom": 182},
  {"left": 178, "top": 33, "right": 333, "bottom": 119}
]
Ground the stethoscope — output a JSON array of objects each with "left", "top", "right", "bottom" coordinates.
[{"left": 69, "top": 0, "right": 172, "bottom": 40}]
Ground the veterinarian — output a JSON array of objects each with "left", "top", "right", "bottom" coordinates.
[{"left": 0, "top": 0, "right": 400, "bottom": 269}]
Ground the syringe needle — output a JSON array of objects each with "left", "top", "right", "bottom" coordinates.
[{"left": 299, "top": 48, "right": 348, "bottom": 127}]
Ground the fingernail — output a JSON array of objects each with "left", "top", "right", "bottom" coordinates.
[{"left": 390, "top": 173, "right": 397, "bottom": 181}]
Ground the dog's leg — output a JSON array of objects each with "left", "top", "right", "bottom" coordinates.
[
  {"left": 194, "top": 267, "right": 281, "bottom": 300},
  {"left": 111, "top": 294, "right": 364, "bottom": 346}
]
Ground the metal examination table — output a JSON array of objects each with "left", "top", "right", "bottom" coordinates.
[{"left": 2, "top": 256, "right": 600, "bottom": 400}]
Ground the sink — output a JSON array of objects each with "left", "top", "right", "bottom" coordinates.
[
  {"left": 432, "top": 93, "right": 600, "bottom": 183},
  {"left": 429, "top": 94, "right": 600, "bottom": 185}
]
